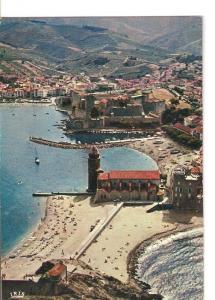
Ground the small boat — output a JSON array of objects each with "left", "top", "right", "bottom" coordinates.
[
  {"left": 35, "top": 157, "right": 40, "bottom": 164},
  {"left": 35, "top": 147, "right": 40, "bottom": 164},
  {"left": 170, "top": 149, "right": 180, "bottom": 154}
]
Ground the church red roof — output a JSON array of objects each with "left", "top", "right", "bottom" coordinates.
[{"left": 98, "top": 170, "right": 160, "bottom": 181}]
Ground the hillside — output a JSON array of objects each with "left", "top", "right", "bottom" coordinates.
[
  {"left": 42, "top": 16, "right": 202, "bottom": 55},
  {"left": 0, "top": 17, "right": 202, "bottom": 77}
]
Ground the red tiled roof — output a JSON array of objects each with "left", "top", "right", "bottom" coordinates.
[
  {"left": 192, "top": 116, "right": 202, "bottom": 125},
  {"left": 191, "top": 167, "right": 201, "bottom": 175},
  {"left": 48, "top": 263, "right": 66, "bottom": 277},
  {"left": 99, "top": 173, "right": 109, "bottom": 180},
  {"left": 193, "top": 126, "right": 203, "bottom": 134},
  {"left": 98, "top": 170, "right": 160, "bottom": 181},
  {"left": 173, "top": 123, "right": 192, "bottom": 134}
]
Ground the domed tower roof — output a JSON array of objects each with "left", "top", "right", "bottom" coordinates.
[{"left": 89, "top": 145, "right": 100, "bottom": 158}]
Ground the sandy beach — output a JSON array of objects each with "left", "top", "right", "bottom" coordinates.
[
  {"left": 1, "top": 196, "right": 115, "bottom": 279},
  {"left": 1, "top": 194, "right": 203, "bottom": 282},
  {"left": 128, "top": 134, "right": 200, "bottom": 185}
]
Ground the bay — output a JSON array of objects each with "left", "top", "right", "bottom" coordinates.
[{"left": 0, "top": 104, "right": 157, "bottom": 255}]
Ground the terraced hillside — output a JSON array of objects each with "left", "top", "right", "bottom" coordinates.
[{"left": 0, "top": 17, "right": 201, "bottom": 77}]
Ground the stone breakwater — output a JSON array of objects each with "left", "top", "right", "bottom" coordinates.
[{"left": 29, "top": 136, "right": 143, "bottom": 149}]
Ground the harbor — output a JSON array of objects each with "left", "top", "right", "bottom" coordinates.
[{"left": 1, "top": 104, "right": 159, "bottom": 255}]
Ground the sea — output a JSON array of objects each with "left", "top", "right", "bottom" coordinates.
[
  {"left": 0, "top": 104, "right": 157, "bottom": 255},
  {"left": 135, "top": 227, "right": 204, "bottom": 300}
]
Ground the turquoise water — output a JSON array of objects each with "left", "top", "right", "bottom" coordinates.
[{"left": 0, "top": 105, "right": 157, "bottom": 255}]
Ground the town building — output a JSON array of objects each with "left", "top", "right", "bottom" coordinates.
[
  {"left": 110, "top": 103, "right": 144, "bottom": 117},
  {"left": 173, "top": 122, "right": 203, "bottom": 141},
  {"left": 170, "top": 165, "right": 203, "bottom": 211},
  {"left": 184, "top": 115, "right": 202, "bottom": 127},
  {"left": 47, "top": 261, "right": 67, "bottom": 282}
]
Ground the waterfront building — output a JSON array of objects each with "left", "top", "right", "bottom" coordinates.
[
  {"left": 184, "top": 115, "right": 201, "bottom": 127},
  {"left": 170, "top": 165, "right": 203, "bottom": 211},
  {"left": 87, "top": 146, "right": 161, "bottom": 202},
  {"left": 94, "top": 170, "right": 161, "bottom": 203},
  {"left": 173, "top": 122, "right": 203, "bottom": 141}
]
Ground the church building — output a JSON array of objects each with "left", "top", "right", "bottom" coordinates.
[{"left": 87, "top": 146, "right": 161, "bottom": 203}]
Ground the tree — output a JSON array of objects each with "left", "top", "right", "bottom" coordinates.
[
  {"left": 161, "top": 109, "right": 175, "bottom": 124},
  {"left": 170, "top": 98, "right": 179, "bottom": 105}
]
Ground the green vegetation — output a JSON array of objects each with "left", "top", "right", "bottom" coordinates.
[
  {"left": 0, "top": 47, "right": 19, "bottom": 61},
  {"left": 0, "top": 19, "right": 171, "bottom": 76},
  {"left": 175, "top": 54, "right": 202, "bottom": 64},
  {"left": 0, "top": 63, "right": 12, "bottom": 74},
  {"left": 170, "top": 98, "right": 179, "bottom": 105},
  {"left": 162, "top": 125, "right": 202, "bottom": 149},
  {"left": 162, "top": 108, "right": 193, "bottom": 124},
  {"left": 93, "top": 57, "right": 109, "bottom": 65}
]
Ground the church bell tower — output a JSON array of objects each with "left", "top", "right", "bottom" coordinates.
[{"left": 87, "top": 146, "right": 100, "bottom": 193}]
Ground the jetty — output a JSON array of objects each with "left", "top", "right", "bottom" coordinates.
[
  {"left": 33, "top": 192, "right": 94, "bottom": 197},
  {"left": 29, "top": 136, "right": 145, "bottom": 149}
]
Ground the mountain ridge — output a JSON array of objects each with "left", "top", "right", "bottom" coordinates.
[{"left": 0, "top": 17, "right": 202, "bottom": 77}]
